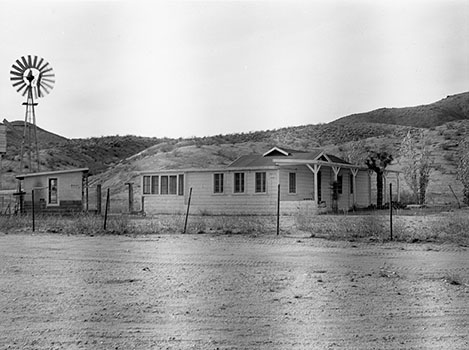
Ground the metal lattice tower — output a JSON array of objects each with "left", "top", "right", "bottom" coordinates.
[{"left": 10, "top": 55, "right": 55, "bottom": 173}]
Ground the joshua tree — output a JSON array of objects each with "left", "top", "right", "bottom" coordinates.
[
  {"left": 365, "top": 150, "right": 394, "bottom": 209},
  {"left": 399, "top": 130, "right": 432, "bottom": 205}
]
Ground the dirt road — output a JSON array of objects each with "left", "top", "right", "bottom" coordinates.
[{"left": 0, "top": 233, "right": 468, "bottom": 349}]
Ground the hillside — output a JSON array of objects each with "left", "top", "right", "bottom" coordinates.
[
  {"left": 1, "top": 91, "right": 468, "bottom": 208},
  {"left": 335, "top": 92, "right": 469, "bottom": 128}
]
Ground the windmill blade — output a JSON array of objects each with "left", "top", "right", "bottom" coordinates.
[
  {"left": 41, "top": 79, "right": 55, "bottom": 85},
  {"left": 16, "top": 83, "right": 28, "bottom": 95},
  {"left": 41, "top": 67, "right": 53, "bottom": 75},
  {"left": 41, "top": 72, "right": 55, "bottom": 78},
  {"left": 11, "top": 64, "right": 24, "bottom": 74},
  {"left": 21, "top": 56, "right": 28, "bottom": 69},
  {"left": 32, "top": 55, "right": 38, "bottom": 68},
  {"left": 40, "top": 80, "right": 54, "bottom": 91},
  {"left": 39, "top": 84, "right": 50, "bottom": 96},
  {"left": 38, "top": 61, "right": 49, "bottom": 72},
  {"left": 27, "top": 55, "right": 33, "bottom": 67},
  {"left": 10, "top": 70, "right": 24, "bottom": 77},
  {"left": 36, "top": 57, "right": 45, "bottom": 71},
  {"left": 15, "top": 59, "right": 26, "bottom": 72},
  {"left": 10, "top": 77, "right": 23, "bottom": 82},
  {"left": 12, "top": 80, "right": 25, "bottom": 88}
]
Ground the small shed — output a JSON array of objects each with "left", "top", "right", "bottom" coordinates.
[
  {"left": 140, "top": 147, "right": 375, "bottom": 216},
  {"left": 16, "top": 168, "right": 89, "bottom": 214}
]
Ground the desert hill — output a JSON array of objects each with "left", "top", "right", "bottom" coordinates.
[
  {"left": 1, "top": 91, "right": 468, "bottom": 208},
  {"left": 334, "top": 92, "right": 469, "bottom": 128}
]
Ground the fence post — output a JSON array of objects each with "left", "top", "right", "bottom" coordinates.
[
  {"left": 96, "top": 184, "right": 102, "bottom": 215},
  {"left": 277, "top": 184, "right": 280, "bottom": 236},
  {"left": 104, "top": 188, "right": 110, "bottom": 230},
  {"left": 31, "top": 189, "right": 35, "bottom": 232},
  {"left": 183, "top": 187, "right": 193, "bottom": 234},
  {"left": 389, "top": 183, "right": 393, "bottom": 241}
]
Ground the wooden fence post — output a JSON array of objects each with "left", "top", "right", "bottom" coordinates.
[
  {"left": 389, "top": 183, "right": 393, "bottom": 241},
  {"left": 104, "top": 188, "right": 110, "bottom": 230},
  {"left": 277, "top": 184, "right": 280, "bottom": 236},
  {"left": 183, "top": 187, "right": 193, "bottom": 234}
]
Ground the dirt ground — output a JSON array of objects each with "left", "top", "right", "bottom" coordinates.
[{"left": 0, "top": 232, "right": 468, "bottom": 350}]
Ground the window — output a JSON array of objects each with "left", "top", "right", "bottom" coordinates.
[
  {"left": 161, "top": 176, "right": 169, "bottom": 194},
  {"left": 337, "top": 175, "right": 343, "bottom": 194},
  {"left": 169, "top": 175, "right": 177, "bottom": 194},
  {"left": 151, "top": 176, "right": 159, "bottom": 194},
  {"left": 255, "top": 172, "right": 266, "bottom": 193},
  {"left": 350, "top": 174, "right": 354, "bottom": 194},
  {"left": 234, "top": 172, "right": 245, "bottom": 193},
  {"left": 289, "top": 173, "right": 296, "bottom": 194},
  {"left": 48, "top": 178, "right": 58, "bottom": 204},
  {"left": 214, "top": 173, "right": 224, "bottom": 193},
  {"left": 178, "top": 174, "right": 184, "bottom": 196},
  {"left": 143, "top": 176, "right": 151, "bottom": 194}
]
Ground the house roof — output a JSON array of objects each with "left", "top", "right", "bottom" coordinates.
[
  {"left": 16, "top": 168, "right": 89, "bottom": 180},
  {"left": 228, "top": 147, "right": 350, "bottom": 168}
]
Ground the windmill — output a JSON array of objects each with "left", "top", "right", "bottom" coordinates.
[{"left": 10, "top": 55, "right": 55, "bottom": 173}]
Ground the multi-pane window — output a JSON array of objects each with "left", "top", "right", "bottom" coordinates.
[
  {"left": 214, "top": 173, "right": 224, "bottom": 193},
  {"left": 169, "top": 175, "right": 177, "bottom": 194},
  {"left": 289, "top": 173, "right": 296, "bottom": 194},
  {"left": 234, "top": 172, "right": 245, "bottom": 193},
  {"left": 143, "top": 176, "right": 151, "bottom": 194},
  {"left": 160, "top": 176, "right": 169, "bottom": 194},
  {"left": 255, "top": 172, "right": 266, "bottom": 193},
  {"left": 144, "top": 174, "right": 184, "bottom": 195},
  {"left": 178, "top": 174, "right": 184, "bottom": 196},
  {"left": 48, "top": 178, "right": 58, "bottom": 204},
  {"left": 151, "top": 176, "right": 159, "bottom": 194}
]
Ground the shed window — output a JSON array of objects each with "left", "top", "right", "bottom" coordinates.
[
  {"left": 160, "top": 176, "right": 169, "bottom": 194},
  {"left": 289, "top": 173, "right": 296, "bottom": 193},
  {"left": 151, "top": 176, "right": 159, "bottom": 194},
  {"left": 143, "top": 176, "right": 151, "bottom": 194},
  {"left": 169, "top": 175, "right": 177, "bottom": 194},
  {"left": 234, "top": 172, "right": 245, "bottom": 193},
  {"left": 214, "top": 173, "right": 224, "bottom": 193},
  {"left": 255, "top": 172, "right": 266, "bottom": 193},
  {"left": 48, "top": 178, "right": 58, "bottom": 204},
  {"left": 178, "top": 174, "right": 184, "bottom": 196}
]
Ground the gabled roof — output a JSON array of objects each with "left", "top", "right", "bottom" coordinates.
[{"left": 227, "top": 146, "right": 350, "bottom": 168}]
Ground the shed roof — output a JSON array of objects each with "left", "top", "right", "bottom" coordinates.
[{"left": 16, "top": 168, "right": 89, "bottom": 180}]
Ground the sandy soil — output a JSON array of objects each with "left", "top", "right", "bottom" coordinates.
[{"left": 0, "top": 232, "right": 468, "bottom": 349}]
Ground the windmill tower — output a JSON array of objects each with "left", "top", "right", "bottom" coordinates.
[{"left": 10, "top": 55, "right": 55, "bottom": 173}]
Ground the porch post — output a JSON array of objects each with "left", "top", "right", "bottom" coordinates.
[
  {"left": 306, "top": 164, "right": 321, "bottom": 203},
  {"left": 332, "top": 166, "right": 341, "bottom": 181},
  {"left": 351, "top": 168, "right": 358, "bottom": 207}
]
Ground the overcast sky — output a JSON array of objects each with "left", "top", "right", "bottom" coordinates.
[{"left": 0, "top": 0, "right": 467, "bottom": 139}]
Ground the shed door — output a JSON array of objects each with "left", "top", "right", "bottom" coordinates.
[{"left": 48, "top": 178, "right": 58, "bottom": 205}]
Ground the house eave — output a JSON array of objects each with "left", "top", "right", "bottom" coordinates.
[{"left": 16, "top": 168, "right": 89, "bottom": 180}]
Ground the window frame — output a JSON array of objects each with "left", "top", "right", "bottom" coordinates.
[
  {"left": 233, "top": 172, "right": 245, "bottom": 194},
  {"left": 213, "top": 173, "right": 224, "bottom": 194},
  {"left": 288, "top": 172, "right": 297, "bottom": 194},
  {"left": 255, "top": 172, "right": 267, "bottom": 193}
]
